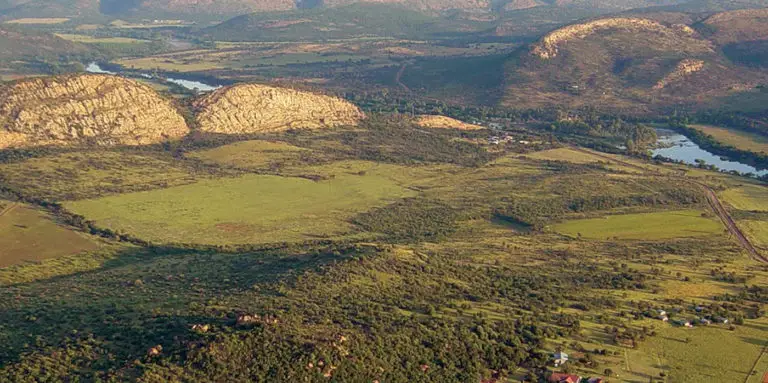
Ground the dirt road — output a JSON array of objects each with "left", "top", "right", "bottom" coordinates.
[
  {"left": 570, "top": 147, "right": 767, "bottom": 264},
  {"left": 0, "top": 202, "right": 18, "bottom": 218},
  {"left": 395, "top": 64, "right": 410, "bottom": 92},
  {"left": 696, "top": 181, "right": 768, "bottom": 264}
]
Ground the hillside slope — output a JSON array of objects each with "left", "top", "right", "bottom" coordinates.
[
  {"left": 502, "top": 15, "right": 768, "bottom": 111},
  {"left": 204, "top": 3, "right": 491, "bottom": 41},
  {"left": 0, "top": 74, "right": 189, "bottom": 149},
  {"left": 0, "top": 26, "right": 95, "bottom": 69},
  {"left": 700, "top": 8, "right": 768, "bottom": 68},
  {"left": 194, "top": 83, "right": 364, "bottom": 134}
]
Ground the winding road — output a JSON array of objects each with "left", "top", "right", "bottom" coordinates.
[{"left": 570, "top": 147, "right": 767, "bottom": 264}]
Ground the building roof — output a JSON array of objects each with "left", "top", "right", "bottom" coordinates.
[
  {"left": 549, "top": 373, "right": 581, "bottom": 383},
  {"left": 553, "top": 351, "right": 569, "bottom": 359}
]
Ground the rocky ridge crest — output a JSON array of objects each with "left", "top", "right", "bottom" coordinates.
[
  {"left": 0, "top": 74, "right": 189, "bottom": 149},
  {"left": 193, "top": 84, "right": 364, "bottom": 134}
]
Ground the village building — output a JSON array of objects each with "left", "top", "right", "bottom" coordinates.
[
  {"left": 552, "top": 351, "right": 569, "bottom": 367},
  {"left": 548, "top": 372, "right": 581, "bottom": 383}
]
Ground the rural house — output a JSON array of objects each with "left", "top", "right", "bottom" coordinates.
[
  {"left": 552, "top": 352, "right": 569, "bottom": 367},
  {"left": 548, "top": 372, "right": 581, "bottom": 383}
]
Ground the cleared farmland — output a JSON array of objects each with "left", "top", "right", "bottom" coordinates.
[
  {"left": 64, "top": 172, "right": 416, "bottom": 245},
  {"left": 691, "top": 124, "right": 768, "bottom": 154},
  {"left": 0, "top": 202, "right": 99, "bottom": 268},
  {"left": 551, "top": 209, "right": 723, "bottom": 240}
]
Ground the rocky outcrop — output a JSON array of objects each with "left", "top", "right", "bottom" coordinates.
[
  {"left": 415, "top": 115, "right": 484, "bottom": 130},
  {"left": 0, "top": 74, "right": 189, "bottom": 149},
  {"left": 531, "top": 18, "right": 700, "bottom": 59},
  {"left": 653, "top": 59, "right": 705, "bottom": 89},
  {"left": 194, "top": 84, "right": 364, "bottom": 134}
]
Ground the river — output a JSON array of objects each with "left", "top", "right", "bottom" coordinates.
[
  {"left": 652, "top": 129, "right": 768, "bottom": 177},
  {"left": 86, "top": 62, "right": 221, "bottom": 92}
]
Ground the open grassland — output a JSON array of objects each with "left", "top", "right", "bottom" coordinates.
[
  {"left": 117, "top": 56, "right": 225, "bottom": 72},
  {"left": 1, "top": 117, "right": 766, "bottom": 381},
  {"left": 189, "top": 140, "right": 310, "bottom": 170},
  {"left": 642, "top": 320, "right": 768, "bottom": 383},
  {"left": 0, "top": 203, "right": 99, "bottom": 268},
  {"left": 64, "top": 170, "right": 416, "bottom": 245},
  {"left": 4, "top": 18, "right": 69, "bottom": 25},
  {"left": 54, "top": 34, "right": 149, "bottom": 44},
  {"left": 741, "top": 220, "right": 768, "bottom": 250},
  {"left": 551, "top": 209, "right": 723, "bottom": 240},
  {"left": 0, "top": 151, "right": 205, "bottom": 201},
  {"left": 526, "top": 147, "right": 606, "bottom": 164},
  {"left": 721, "top": 183, "right": 768, "bottom": 211},
  {"left": 691, "top": 124, "right": 768, "bottom": 153}
]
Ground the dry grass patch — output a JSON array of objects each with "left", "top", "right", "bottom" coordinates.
[
  {"left": 5, "top": 18, "right": 69, "bottom": 24},
  {"left": 415, "top": 115, "right": 484, "bottom": 130},
  {"left": 691, "top": 124, "right": 768, "bottom": 153},
  {"left": 0, "top": 203, "right": 99, "bottom": 268}
]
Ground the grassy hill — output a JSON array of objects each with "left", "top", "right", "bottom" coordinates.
[{"left": 0, "top": 26, "right": 97, "bottom": 74}]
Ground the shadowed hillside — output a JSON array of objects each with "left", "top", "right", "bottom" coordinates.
[{"left": 502, "top": 14, "right": 768, "bottom": 112}]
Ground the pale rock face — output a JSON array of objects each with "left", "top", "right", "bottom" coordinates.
[
  {"left": 0, "top": 74, "right": 189, "bottom": 149},
  {"left": 653, "top": 59, "right": 705, "bottom": 89},
  {"left": 194, "top": 84, "right": 364, "bottom": 134},
  {"left": 531, "top": 18, "right": 707, "bottom": 59},
  {"left": 415, "top": 115, "right": 484, "bottom": 130}
]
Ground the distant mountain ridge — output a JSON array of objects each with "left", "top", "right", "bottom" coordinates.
[
  {"left": 1, "top": 0, "right": 764, "bottom": 20},
  {"left": 501, "top": 8, "right": 768, "bottom": 111}
]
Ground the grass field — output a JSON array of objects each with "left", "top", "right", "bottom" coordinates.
[
  {"left": 0, "top": 151, "right": 203, "bottom": 201},
  {"left": 526, "top": 147, "right": 605, "bottom": 164},
  {"left": 189, "top": 140, "right": 310, "bottom": 170},
  {"left": 0, "top": 203, "right": 99, "bottom": 268},
  {"left": 721, "top": 184, "right": 768, "bottom": 211},
  {"left": 642, "top": 319, "right": 768, "bottom": 383},
  {"left": 54, "top": 34, "right": 149, "bottom": 44},
  {"left": 551, "top": 209, "right": 723, "bottom": 240},
  {"left": 691, "top": 124, "right": 768, "bottom": 153},
  {"left": 117, "top": 56, "right": 226, "bottom": 72},
  {"left": 741, "top": 220, "right": 768, "bottom": 250},
  {"left": 4, "top": 18, "right": 69, "bottom": 24},
  {"left": 64, "top": 171, "right": 416, "bottom": 245}
]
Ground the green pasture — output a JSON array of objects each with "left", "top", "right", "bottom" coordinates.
[
  {"left": 64, "top": 171, "right": 417, "bottom": 245},
  {"left": 691, "top": 124, "right": 768, "bottom": 154},
  {"left": 642, "top": 319, "right": 768, "bottom": 383},
  {"left": 721, "top": 184, "right": 768, "bottom": 211},
  {"left": 551, "top": 209, "right": 723, "bottom": 240},
  {"left": 0, "top": 151, "right": 202, "bottom": 201}
]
